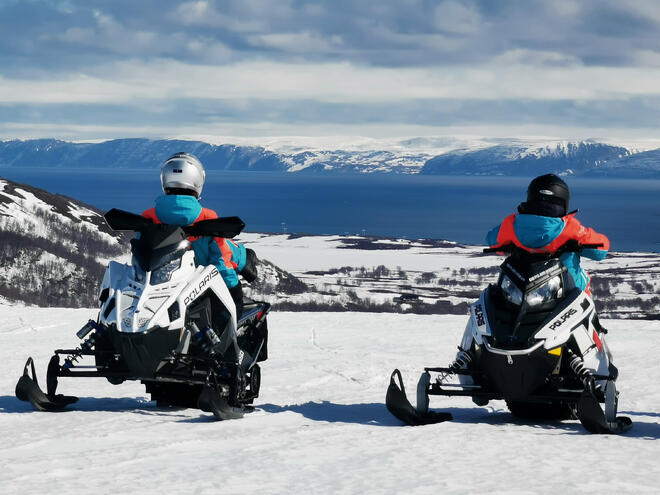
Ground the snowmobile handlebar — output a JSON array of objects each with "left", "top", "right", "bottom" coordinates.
[
  {"left": 104, "top": 208, "right": 245, "bottom": 238},
  {"left": 483, "top": 241, "right": 604, "bottom": 255}
]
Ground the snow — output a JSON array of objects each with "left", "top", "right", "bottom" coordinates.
[
  {"left": 236, "top": 233, "right": 486, "bottom": 272},
  {"left": 1, "top": 304, "right": 659, "bottom": 494},
  {"left": 0, "top": 180, "right": 119, "bottom": 247}
]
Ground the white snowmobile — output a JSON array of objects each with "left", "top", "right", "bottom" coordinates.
[
  {"left": 16, "top": 209, "right": 270, "bottom": 420},
  {"left": 386, "top": 241, "right": 632, "bottom": 434}
]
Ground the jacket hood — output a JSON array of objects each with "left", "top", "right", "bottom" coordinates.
[
  {"left": 513, "top": 214, "right": 566, "bottom": 249},
  {"left": 154, "top": 194, "right": 202, "bottom": 226}
]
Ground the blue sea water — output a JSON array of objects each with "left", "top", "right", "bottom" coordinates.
[{"left": 1, "top": 168, "right": 658, "bottom": 253}]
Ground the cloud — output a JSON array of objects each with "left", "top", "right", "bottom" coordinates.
[
  {"left": 3, "top": 58, "right": 660, "bottom": 106},
  {"left": 433, "top": 0, "right": 482, "bottom": 35},
  {"left": 4, "top": 0, "right": 660, "bottom": 73},
  {"left": 3, "top": 0, "right": 660, "bottom": 140}
]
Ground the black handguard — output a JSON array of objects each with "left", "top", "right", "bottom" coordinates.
[{"left": 240, "top": 248, "right": 258, "bottom": 283}]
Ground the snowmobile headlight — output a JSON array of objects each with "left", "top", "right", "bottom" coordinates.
[
  {"left": 500, "top": 275, "right": 523, "bottom": 305},
  {"left": 526, "top": 275, "right": 563, "bottom": 306},
  {"left": 151, "top": 258, "right": 182, "bottom": 285}
]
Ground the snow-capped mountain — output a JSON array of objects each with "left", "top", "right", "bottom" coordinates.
[
  {"left": 2, "top": 137, "right": 660, "bottom": 176},
  {"left": 420, "top": 140, "right": 633, "bottom": 176},
  {"left": 0, "top": 138, "right": 288, "bottom": 172}
]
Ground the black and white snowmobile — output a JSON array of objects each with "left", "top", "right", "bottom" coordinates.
[
  {"left": 15, "top": 209, "right": 270, "bottom": 420},
  {"left": 386, "top": 241, "right": 632, "bottom": 434}
]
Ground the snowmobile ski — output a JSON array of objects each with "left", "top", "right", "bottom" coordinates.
[
  {"left": 385, "top": 369, "right": 452, "bottom": 426},
  {"left": 577, "top": 389, "right": 632, "bottom": 435},
  {"left": 197, "top": 385, "right": 254, "bottom": 421},
  {"left": 15, "top": 357, "right": 78, "bottom": 411}
]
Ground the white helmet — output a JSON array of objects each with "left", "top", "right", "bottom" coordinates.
[{"left": 160, "top": 152, "right": 206, "bottom": 198}]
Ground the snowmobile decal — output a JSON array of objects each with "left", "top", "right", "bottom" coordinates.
[
  {"left": 183, "top": 268, "right": 219, "bottom": 305},
  {"left": 549, "top": 308, "right": 578, "bottom": 330},
  {"left": 474, "top": 303, "right": 486, "bottom": 327},
  {"left": 469, "top": 293, "right": 491, "bottom": 338}
]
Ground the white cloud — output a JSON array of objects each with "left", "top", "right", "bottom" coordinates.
[
  {"left": 433, "top": 0, "right": 481, "bottom": 35},
  {"left": 175, "top": 0, "right": 265, "bottom": 31},
  {"left": 6, "top": 118, "right": 660, "bottom": 145},
  {"left": 252, "top": 31, "right": 343, "bottom": 53},
  {"left": 3, "top": 58, "right": 660, "bottom": 107}
]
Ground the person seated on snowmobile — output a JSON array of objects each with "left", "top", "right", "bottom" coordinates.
[
  {"left": 486, "top": 173, "right": 609, "bottom": 324},
  {"left": 142, "top": 152, "right": 249, "bottom": 317}
]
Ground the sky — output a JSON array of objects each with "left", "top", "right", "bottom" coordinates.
[{"left": 3, "top": 0, "right": 660, "bottom": 144}]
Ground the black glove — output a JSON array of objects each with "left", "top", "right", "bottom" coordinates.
[
  {"left": 240, "top": 248, "right": 258, "bottom": 283},
  {"left": 229, "top": 283, "right": 244, "bottom": 319}
]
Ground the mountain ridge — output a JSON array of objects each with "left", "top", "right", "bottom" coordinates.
[{"left": 1, "top": 137, "right": 659, "bottom": 177}]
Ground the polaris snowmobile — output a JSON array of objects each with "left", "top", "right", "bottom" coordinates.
[
  {"left": 16, "top": 208, "right": 270, "bottom": 420},
  {"left": 386, "top": 241, "right": 632, "bottom": 434}
]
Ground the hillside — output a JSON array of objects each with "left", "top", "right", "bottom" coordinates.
[
  {"left": 0, "top": 177, "right": 127, "bottom": 307},
  {"left": 0, "top": 176, "right": 306, "bottom": 308}
]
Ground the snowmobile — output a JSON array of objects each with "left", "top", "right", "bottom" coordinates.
[
  {"left": 386, "top": 241, "right": 632, "bottom": 434},
  {"left": 15, "top": 208, "right": 270, "bottom": 420}
]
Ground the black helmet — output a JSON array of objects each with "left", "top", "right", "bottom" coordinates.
[{"left": 518, "top": 174, "right": 570, "bottom": 217}]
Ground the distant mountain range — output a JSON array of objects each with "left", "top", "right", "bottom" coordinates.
[{"left": 1, "top": 137, "right": 659, "bottom": 177}]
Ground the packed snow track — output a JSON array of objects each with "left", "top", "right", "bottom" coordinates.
[{"left": 2, "top": 306, "right": 659, "bottom": 494}]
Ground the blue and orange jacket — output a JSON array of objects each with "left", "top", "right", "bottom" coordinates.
[
  {"left": 486, "top": 213, "right": 609, "bottom": 293},
  {"left": 142, "top": 195, "right": 246, "bottom": 288}
]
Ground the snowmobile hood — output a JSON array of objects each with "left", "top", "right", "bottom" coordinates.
[
  {"left": 154, "top": 194, "right": 202, "bottom": 226},
  {"left": 513, "top": 214, "right": 565, "bottom": 249}
]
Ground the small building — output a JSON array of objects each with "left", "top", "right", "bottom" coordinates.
[{"left": 393, "top": 293, "right": 420, "bottom": 304}]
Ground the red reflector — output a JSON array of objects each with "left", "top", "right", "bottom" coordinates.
[
  {"left": 257, "top": 310, "right": 264, "bottom": 320},
  {"left": 592, "top": 330, "right": 603, "bottom": 352}
]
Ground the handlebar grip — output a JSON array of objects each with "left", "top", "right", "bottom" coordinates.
[{"left": 579, "top": 243, "right": 604, "bottom": 250}]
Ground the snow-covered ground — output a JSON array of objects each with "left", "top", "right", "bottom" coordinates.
[
  {"left": 237, "top": 233, "right": 484, "bottom": 272},
  {"left": 238, "top": 232, "right": 660, "bottom": 318},
  {"left": 2, "top": 305, "right": 659, "bottom": 494}
]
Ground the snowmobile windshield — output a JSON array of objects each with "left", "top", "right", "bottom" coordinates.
[
  {"left": 151, "top": 250, "right": 185, "bottom": 285},
  {"left": 497, "top": 256, "right": 568, "bottom": 308},
  {"left": 488, "top": 255, "right": 576, "bottom": 349},
  {"left": 130, "top": 225, "right": 190, "bottom": 273}
]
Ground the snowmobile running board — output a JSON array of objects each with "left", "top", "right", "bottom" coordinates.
[{"left": 385, "top": 369, "right": 452, "bottom": 426}]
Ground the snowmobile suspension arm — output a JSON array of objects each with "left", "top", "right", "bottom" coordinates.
[{"left": 427, "top": 383, "right": 584, "bottom": 403}]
